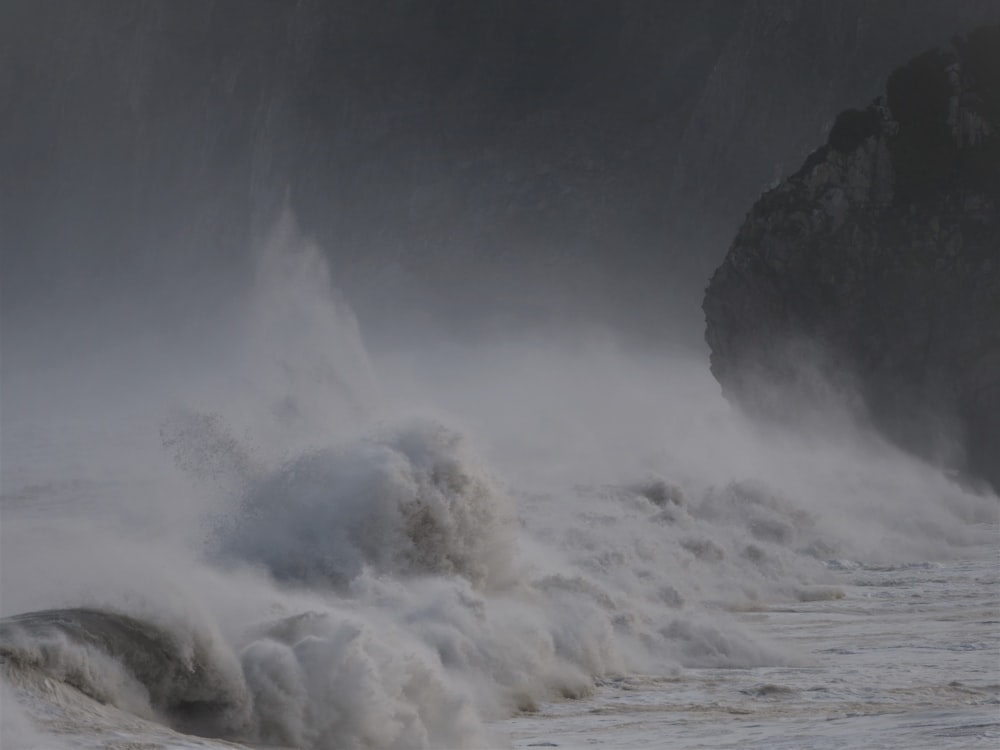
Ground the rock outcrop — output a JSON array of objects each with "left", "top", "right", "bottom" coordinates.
[{"left": 704, "top": 25, "right": 1000, "bottom": 491}]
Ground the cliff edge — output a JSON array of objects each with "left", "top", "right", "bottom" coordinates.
[{"left": 703, "top": 25, "right": 1000, "bottom": 490}]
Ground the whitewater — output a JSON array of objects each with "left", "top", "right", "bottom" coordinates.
[{"left": 1, "top": 217, "right": 997, "bottom": 749}]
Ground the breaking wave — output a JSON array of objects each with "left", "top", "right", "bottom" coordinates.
[
  {"left": 3, "top": 214, "right": 995, "bottom": 749},
  {"left": 217, "top": 422, "right": 516, "bottom": 591},
  {"left": 0, "top": 608, "right": 251, "bottom": 738}
]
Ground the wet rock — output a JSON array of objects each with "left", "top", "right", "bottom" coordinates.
[{"left": 704, "top": 25, "right": 1000, "bottom": 491}]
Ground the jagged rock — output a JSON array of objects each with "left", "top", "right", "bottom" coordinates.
[{"left": 703, "top": 25, "right": 1000, "bottom": 491}]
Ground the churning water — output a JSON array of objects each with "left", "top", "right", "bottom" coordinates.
[
  {"left": 500, "top": 558, "right": 1000, "bottom": 749},
  {"left": 2, "top": 220, "right": 997, "bottom": 749}
]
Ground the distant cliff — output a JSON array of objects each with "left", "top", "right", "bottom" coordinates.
[{"left": 704, "top": 25, "right": 1000, "bottom": 490}]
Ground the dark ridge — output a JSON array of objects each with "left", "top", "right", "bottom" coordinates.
[
  {"left": 827, "top": 108, "right": 880, "bottom": 154},
  {"left": 886, "top": 48, "right": 958, "bottom": 202},
  {"left": 791, "top": 145, "right": 831, "bottom": 179},
  {"left": 703, "top": 25, "right": 1000, "bottom": 492}
]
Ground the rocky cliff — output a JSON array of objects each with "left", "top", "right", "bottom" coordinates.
[{"left": 704, "top": 25, "right": 1000, "bottom": 491}]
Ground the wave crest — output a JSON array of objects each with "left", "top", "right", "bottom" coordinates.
[
  {"left": 0, "top": 608, "right": 251, "bottom": 737},
  {"left": 218, "top": 421, "right": 516, "bottom": 591}
]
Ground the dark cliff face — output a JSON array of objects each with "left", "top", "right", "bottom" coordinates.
[{"left": 703, "top": 25, "right": 1000, "bottom": 490}]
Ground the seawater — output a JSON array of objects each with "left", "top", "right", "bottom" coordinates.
[
  {"left": 2, "top": 224, "right": 997, "bottom": 749},
  {"left": 500, "top": 557, "right": 1000, "bottom": 749}
]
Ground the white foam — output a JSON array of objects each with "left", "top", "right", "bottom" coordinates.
[{"left": 2, "top": 211, "right": 995, "bottom": 749}]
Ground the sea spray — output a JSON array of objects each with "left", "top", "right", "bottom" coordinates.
[
  {"left": 216, "top": 421, "right": 516, "bottom": 591},
  {"left": 3, "top": 212, "right": 996, "bottom": 749}
]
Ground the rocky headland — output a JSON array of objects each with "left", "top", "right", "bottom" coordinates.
[{"left": 704, "top": 25, "right": 1000, "bottom": 491}]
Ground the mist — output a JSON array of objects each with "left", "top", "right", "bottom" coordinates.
[
  {"left": 2, "top": 3, "right": 998, "bottom": 749},
  {"left": 3, "top": 210, "right": 995, "bottom": 746}
]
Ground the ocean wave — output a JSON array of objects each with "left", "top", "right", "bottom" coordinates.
[
  {"left": 215, "top": 421, "right": 516, "bottom": 591},
  {"left": 0, "top": 608, "right": 251, "bottom": 738}
]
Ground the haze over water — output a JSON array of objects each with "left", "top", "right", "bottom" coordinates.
[{"left": 1, "top": 3, "right": 998, "bottom": 749}]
